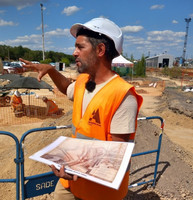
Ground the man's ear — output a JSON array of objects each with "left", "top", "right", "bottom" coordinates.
[{"left": 97, "top": 43, "right": 106, "bottom": 57}]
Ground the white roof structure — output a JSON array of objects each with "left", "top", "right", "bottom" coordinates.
[
  {"left": 112, "top": 55, "right": 133, "bottom": 67},
  {"left": 146, "top": 54, "right": 174, "bottom": 68}
]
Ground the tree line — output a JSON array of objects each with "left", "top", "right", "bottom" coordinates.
[
  {"left": 0, "top": 44, "right": 146, "bottom": 77},
  {"left": 0, "top": 45, "right": 75, "bottom": 66}
]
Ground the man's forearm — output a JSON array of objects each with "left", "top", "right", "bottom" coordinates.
[
  {"left": 111, "top": 133, "right": 131, "bottom": 142},
  {"left": 48, "top": 68, "right": 72, "bottom": 95}
]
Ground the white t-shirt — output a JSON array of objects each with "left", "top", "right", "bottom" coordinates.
[{"left": 67, "top": 75, "right": 137, "bottom": 134}]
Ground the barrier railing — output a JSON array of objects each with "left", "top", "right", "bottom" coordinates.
[
  {"left": 129, "top": 116, "right": 164, "bottom": 188},
  {"left": 0, "top": 130, "right": 20, "bottom": 200},
  {"left": 19, "top": 125, "right": 72, "bottom": 200},
  {"left": 0, "top": 116, "right": 164, "bottom": 199}
]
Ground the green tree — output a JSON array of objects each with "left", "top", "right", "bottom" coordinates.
[
  {"left": 46, "top": 51, "right": 55, "bottom": 62},
  {"left": 134, "top": 54, "right": 146, "bottom": 77},
  {"left": 40, "top": 58, "right": 52, "bottom": 64},
  {"left": 61, "top": 57, "right": 70, "bottom": 66},
  {"left": 130, "top": 54, "right": 134, "bottom": 62},
  {"left": 0, "top": 44, "right": 75, "bottom": 64},
  {"left": 15, "top": 46, "right": 25, "bottom": 59}
]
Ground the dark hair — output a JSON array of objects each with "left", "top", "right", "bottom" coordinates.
[{"left": 76, "top": 28, "right": 118, "bottom": 61}]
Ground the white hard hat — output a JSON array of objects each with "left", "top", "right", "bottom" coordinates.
[
  {"left": 14, "top": 90, "right": 20, "bottom": 97},
  {"left": 70, "top": 17, "right": 123, "bottom": 55}
]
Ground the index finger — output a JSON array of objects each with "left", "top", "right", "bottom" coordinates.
[{"left": 19, "top": 58, "right": 31, "bottom": 65}]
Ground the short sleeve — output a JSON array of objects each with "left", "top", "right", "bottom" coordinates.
[
  {"left": 66, "top": 82, "right": 75, "bottom": 101},
  {"left": 110, "top": 92, "right": 138, "bottom": 134}
]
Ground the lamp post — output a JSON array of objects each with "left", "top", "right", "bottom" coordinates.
[
  {"left": 40, "top": 3, "right": 45, "bottom": 60},
  {"left": 182, "top": 18, "right": 191, "bottom": 65}
]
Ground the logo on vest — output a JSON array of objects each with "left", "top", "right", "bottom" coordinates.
[{"left": 88, "top": 109, "right": 101, "bottom": 126}]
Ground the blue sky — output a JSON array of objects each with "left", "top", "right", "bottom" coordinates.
[{"left": 0, "top": 0, "right": 193, "bottom": 59}]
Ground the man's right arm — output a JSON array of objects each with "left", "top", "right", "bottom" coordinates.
[
  {"left": 47, "top": 67, "right": 71, "bottom": 94},
  {"left": 19, "top": 58, "right": 71, "bottom": 95}
]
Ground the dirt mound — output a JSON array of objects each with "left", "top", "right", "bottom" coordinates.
[
  {"left": 163, "top": 87, "right": 193, "bottom": 118},
  {"left": 0, "top": 74, "right": 193, "bottom": 200},
  {"left": 126, "top": 117, "right": 193, "bottom": 200}
]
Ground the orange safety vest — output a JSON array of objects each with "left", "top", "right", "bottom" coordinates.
[
  {"left": 60, "top": 74, "right": 143, "bottom": 200},
  {"left": 47, "top": 100, "right": 58, "bottom": 114},
  {"left": 11, "top": 95, "right": 23, "bottom": 108}
]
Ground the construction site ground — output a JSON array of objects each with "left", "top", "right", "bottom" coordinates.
[{"left": 0, "top": 68, "right": 193, "bottom": 200}]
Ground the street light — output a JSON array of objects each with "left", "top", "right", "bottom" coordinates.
[
  {"left": 182, "top": 18, "right": 191, "bottom": 65},
  {"left": 40, "top": 3, "right": 45, "bottom": 60}
]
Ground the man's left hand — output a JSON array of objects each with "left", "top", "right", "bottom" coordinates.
[{"left": 51, "top": 165, "right": 78, "bottom": 181}]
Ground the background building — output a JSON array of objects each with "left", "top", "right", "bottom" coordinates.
[{"left": 146, "top": 54, "right": 174, "bottom": 68}]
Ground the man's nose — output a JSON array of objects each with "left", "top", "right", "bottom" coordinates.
[{"left": 73, "top": 48, "right": 78, "bottom": 57}]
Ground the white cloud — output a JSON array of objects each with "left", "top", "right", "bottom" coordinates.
[
  {"left": 172, "top": 20, "right": 178, "bottom": 24},
  {"left": 46, "top": 28, "right": 70, "bottom": 37},
  {"left": 16, "top": 3, "right": 31, "bottom": 10},
  {"left": 121, "top": 25, "right": 143, "bottom": 33},
  {"left": 0, "top": 10, "right": 6, "bottom": 14},
  {"left": 0, "top": 33, "right": 44, "bottom": 50},
  {"left": 0, "top": 27, "right": 71, "bottom": 50},
  {"left": 36, "top": 24, "right": 48, "bottom": 30},
  {"left": 0, "top": 0, "right": 48, "bottom": 10},
  {"left": 150, "top": 4, "right": 165, "bottom": 10},
  {"left": 61, "top": 6, "right": 81, "bottom": 16},
  {"left": 189, "top": 13, "right": 193, "bottom": 18},
  {"left": 147, "top": 30, "right": 185, "bottom": 42},
  {"left": 122, "top": 29, "right": 185, "bottom": 58},
  {"left": 63, "top": 47, "right": 75, "bottom": 54},
  {"left": 124, "top": 35, "right": 151, "bottom": 45},
  {"left": 0, "top": 18, "right": 18, "bottom": 26}
]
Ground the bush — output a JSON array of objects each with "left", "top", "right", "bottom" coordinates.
[
  {"left": 61, "top": 57, "right": 70, "bottom": 67},
  {"left": 162, "top": 67, "right": 182, "bottom": 79},
  {"left": 40, "top": 58, "right": 52, "bottom": 64},
  {"left": 134, "top": 55, "right": 146, "bottom": 77}
]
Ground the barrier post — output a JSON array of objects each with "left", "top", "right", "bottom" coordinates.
[
  {"left": 129, "top": 116, "right": 164, "bottom": 188},
  {"left": 20, "top": 125, "right": 72, "bottom": 200},
  {"left": 0, "top": 131, "right": 20, "bottom": 200}
]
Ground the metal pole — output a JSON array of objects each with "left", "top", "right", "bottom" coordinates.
[
  {"left": 40, "top": 3, "right": 45, "bottom": 60},
  {"left": 182, "top": 18, "right": 191, "bottom": 65}
]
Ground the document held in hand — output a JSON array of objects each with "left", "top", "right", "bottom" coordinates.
[{"left": 29, "top": 136, "right": 134, "bottom": 190}]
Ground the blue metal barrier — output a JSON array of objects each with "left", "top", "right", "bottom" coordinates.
[
  {"left": 0, "top": 116, "right": 164, "bottom": 199},
  {"left": 128, "top": 116, "right": 164, "bottom": 188},
  {"left": 0, "top": 131, "right": 20, "bottom": 200},
  {"left": 19, "top": 125, "right": 72, "bottom": 200}
]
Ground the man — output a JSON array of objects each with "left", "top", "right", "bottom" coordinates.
[
  {"left": 42, "top": 96, "right": 59, "bottom": 116},
  {"left": 10, "top": 90, "right": 23, "bottom": 112},
  {"left": 20, "top": 17, "right": 143, "bottom": 200}
]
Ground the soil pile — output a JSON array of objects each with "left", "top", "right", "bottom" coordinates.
[{"left": 0, "top": 72, "right": 193, "bottom": 200}]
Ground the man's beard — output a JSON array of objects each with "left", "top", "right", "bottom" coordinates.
[
  {"left": 76, "top": 53, "right": 97, "bottom": 74},
  {"left": 77, "top": 62, "right": 87, "bottom": 73}
]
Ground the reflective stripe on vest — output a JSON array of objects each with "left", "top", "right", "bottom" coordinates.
[{"left": 72, "top": 124, "right": 135, "bottom": 142}]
